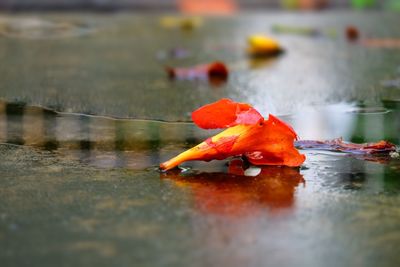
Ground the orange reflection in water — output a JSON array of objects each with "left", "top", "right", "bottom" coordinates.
[{"left": 161, "top": 159, "right": 304, "bottom": 217}]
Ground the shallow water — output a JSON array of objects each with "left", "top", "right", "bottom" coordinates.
[
  {"left": 1, "top": 12, "right": 400, "bottom": 267},
  {"left": 1, "top": 100, "right": 400, "bottom": 267}
]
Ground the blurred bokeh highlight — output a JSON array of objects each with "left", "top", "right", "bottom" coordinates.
[{"left": 0, "top": 0, "right": 399, "bottom": 11}]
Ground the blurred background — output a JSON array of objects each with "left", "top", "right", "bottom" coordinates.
[
  {"left": 1, "top": 1, "right": 400, "bottom": 267},
  {"left": 0, "top": 0, "right": 399, "bottom": 12}
]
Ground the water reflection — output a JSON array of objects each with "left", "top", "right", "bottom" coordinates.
[
  {"left": 247, "top": 56, "right": 278, "bottom": 70},
  {"left": 161, "top": 159, "right": 304, "bottom": 217},
  {"left": 5, "top": 102, "right": 25, "bottom": 145},
  {"left": 0, "top": 100, "right": 212, "bottom": 169},
  {"left": 0, "top": 100, "right": 398, "bottom": 170}
]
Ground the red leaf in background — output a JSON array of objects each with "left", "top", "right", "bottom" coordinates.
[
  {"left": 191, "top": 98, "right": 263, "bottom": 129},
  {"left": 346, "top": 25, "right": 359, "bottom": 42},
  {"left": 166, "top": 61, "right": 228, "bottom": 82}
]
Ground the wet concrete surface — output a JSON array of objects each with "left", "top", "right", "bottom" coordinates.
[
  {"left": 0, "top": 12, "right": 400, "bottom": 120},
  {"left": 0, "top": 12, "right": 400, "bottom": 267}
]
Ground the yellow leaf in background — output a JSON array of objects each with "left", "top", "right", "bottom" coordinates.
[{"left": 247, "top": 34, "right": 282, "bottom": 56}]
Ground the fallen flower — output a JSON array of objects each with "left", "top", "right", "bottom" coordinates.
[
  {"left": 160, "top": 98, "right": 305, "bottom": 171},
  {"left": 247, "top": 35, "right": 283, "bottom": 57},
  {"left": 165, "top": 61, "right": 228, "bottom": 84}
]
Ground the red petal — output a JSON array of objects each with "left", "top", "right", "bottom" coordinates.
[
  {"left": 245, "top": 150, "right": 305, "bottom": 167},
  {"left": 239, "top": 115, "right": 305, "bottom": 167},
  {"left": 205, "top": 135, "right": 239, "bottom": 158},
  {"left": 192, "top": 98, "right": 263, "bottom": 129},
  {"left": 267, "top": 114, "right": 298, "bottom": 140}
]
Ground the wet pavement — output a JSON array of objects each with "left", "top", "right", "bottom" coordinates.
[{"left": 1, "top": 12, "right": 400, "bottom": 267}]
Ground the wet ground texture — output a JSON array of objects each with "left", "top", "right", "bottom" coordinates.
[{"left": 1, "top": 12, "right": 400, "bottom": 267}]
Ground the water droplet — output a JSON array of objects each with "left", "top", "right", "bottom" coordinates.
[
  {"left": 178, "top": 166, "right": 192, "bottom": 173},
  {"left": 244, "top": 166, "right": 261, "bottom": 177},
  {"left": 390, "top": 151, "right": 400, "bottom": 158}
]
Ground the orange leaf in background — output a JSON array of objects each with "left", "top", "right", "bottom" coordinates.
[
  {"left": 361, "top": 39, "right": 400, "bottom": 49},
  {"left": 178, "top": 0, "right": 237, "bottom": 16},
  {"left": 192, "top": 98, "right": 263, "bottom": 129},
  {"left": 160, "top": 99, "right": 305, "bottom": 171}
]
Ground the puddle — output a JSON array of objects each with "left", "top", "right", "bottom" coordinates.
[
  {"left": 1, "top": 13, "right": 400, "bottom": 267},
  {"left": 1, "top": 135, "right": 400, "bottom": 267}
]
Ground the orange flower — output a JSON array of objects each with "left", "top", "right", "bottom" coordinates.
[{"left": 160, "top": 99, "right": 305, "bottom": 171}]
